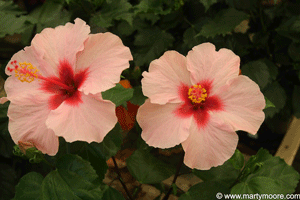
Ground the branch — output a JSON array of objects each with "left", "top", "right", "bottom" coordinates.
[
  {"left": 112, "top": 156, "right": 134, "bottom": 200},
  {"left": 162, "top": 152, "right": 185, "bottom": 200}
]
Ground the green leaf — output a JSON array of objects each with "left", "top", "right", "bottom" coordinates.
[
  {"left": 263, "top": 82, "right": 286, "bottom": 118},
  {"left": 226, "top": 0, "right": 258, "bottom": 11},
  {"left": 263, "top": 59, "right": 278, "bottom": 81},
  {"left": 79, "top": 143, "right": 108, "bottom": 181},
  {"left": 134, "top": 0, "right": 172, "bottom": 16},
  {"left": 293, "top": 85, "right": 300, "bottom": 118},
  {"left": 264, "top": 97, "right": 275, "bottom": 109},
  {"left": 126, "top": 150, "right": 175, "bottom": 184},
  {"left": 0, "top": 101, "right": 9, "bottom": 123},
  {"left": 199, "top": 0, "right": 217, "bottom": 11},
  {"left": 25, "top": 147, "right": 44, "bottom": 163},
  {"left": 90, "top": 0, "right": 133, "bottom": 28},
  {"left": 21, "top": 24, "right": 35, "bottom": 45},
  {"left": 198, "top": 8, "right": 248, "bottom": 38},
  {"left": 239, "top": 149, "right": 272, "bottom": 180},
  {"left": 102, "top": 185, "right": 125, "bottom": 200},
  {"left": 42, "top": 154, "right": 103, "bottom": 200},
  {"left": 276, "top": 16, "right": 300, "bottom": 42},
  {"left": 0, "top": 13, "right": 30, "bottom": 37},
  {"left": 117, "top": 21, "right": 135, "bottom": 36},
  {"left": 242, "top": 60, "right": 275, "bottom": 90},
  {"left": 0, "top": 0, "right": 26, "bottom": 15},
  {"left": 15, "top": 172, "right": 43, "bottom": 200},
  {"left": 56, "top": 154, "right": 99, "bottom": 182},
  {"left": 229, "top": 149, "right": 245, "bottom": 170},
  {"left": 102, "top": 83, "right": 134, "bottom": 107},
  {"left": 87, "top": 0, "right": 105, "bottom": 7},
  {"left": 0, "top": 1, "right": 31, "bottom": 37},
  {"left": 134, "top": 27, "right": 174, "bottom": 66},
  {"left": 98, "top": 123, "right": 122, "bottom": 160},
  {"left": 29, "top": 0, "right": 71, "bottom": 33},
  {"left": 0, "top": 102, "right": 14, "bottom": 158},
  {"left": 288, "top": 42, "right": 300, "bottom": 62},
  {"left": 182, "top": 27, "right": 206, "bottom": 52},
  {"left": 193, "top": 149, "right": 243, "bottom": 188},
  {"left": 0, "top": 121, "right": 14, "bottom": 158},
  {"left": 129, "top": 86, "right": 147, "bottom": 106},
  {"left": 172, "top": 183, "right": 177, "bottom": 196},
  {"left": 232, "top": 177, "right": 286, "bottom": 194},
  {"left": 179, "top": 181, "right": 231, "bottom": 200},
  {"left": 0, "top": 164, "right": 17, "bottom": 200},
  {"left": 136, "top": 130, "right": 152, "bottom": 152},
  {"left": 232, "top": 149, "right": 300, "bottom": 195}
]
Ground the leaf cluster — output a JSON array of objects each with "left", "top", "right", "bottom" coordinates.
[{"left": 181, "top": 149, "right": 299, "bottom": 199}]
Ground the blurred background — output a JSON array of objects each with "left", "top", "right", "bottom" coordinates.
[{"left": 1, "top": 0, "right": 300, "bottom": 199}]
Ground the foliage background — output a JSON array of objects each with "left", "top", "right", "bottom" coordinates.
[{"left": 1, "top": 0, "right": 300, "bottom": 199}]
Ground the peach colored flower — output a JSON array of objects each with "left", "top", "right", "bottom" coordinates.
[
  {"left": 4, "top": 18, "right": 132, "bottom": 155},
  {"left": 137, "top": 43, "right": 265, "bottom": 170}
]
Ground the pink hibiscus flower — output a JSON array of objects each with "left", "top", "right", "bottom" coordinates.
[
  {"left": 137, "top": 43, "right": 265, "bottom": 170},
  {"left": 3, "top": 18, "right": 132, "bottom": 155}
]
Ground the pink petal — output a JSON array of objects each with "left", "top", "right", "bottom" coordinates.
[
  {"left": 0, "top": 97, "right": 8, "bottom": 104},
  {"left": 214, "top": 75, "right": 265, "bottom": 135},
  {"left": 46, "top": 93, "right": 117, "bottom": 143},
  {"left": 137, "top": 99, "right": 192, "bottom": 148},
  {"left": 4, "top": 75, "right": 51, "bottom": 105},
  {"left": 6, "top": 45, "right": 54, "bottom": 78},
  {"left": 186, "top": 43, "right": 240, "bottom": 95},
  {"left": 142, "top": 51, "right": 191, "bottom": 104},
  {"left": 5, "top": 45, "right": 55, "bottom": 105},
  {"left": 8, "top": 102, "right": 59, "bottom": 156},
  {"left": 31, "top": 18, "right": 90, "bottom": 76},
  {"left": 76, "top": 33, "right": 132, "bottom": 94},
  {"left": 182, "top": 116, "right": 238, "bottom": 170}
]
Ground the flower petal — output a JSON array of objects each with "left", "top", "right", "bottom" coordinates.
[
  {"left": 8, "top": 102, "right": 59, "bottom": 156},
  {"left": 142, "top": 51, "right": 191, "bottom": 104},
  {"left": 76, "top": 32, "right": 132, "bottom": 94},
  {"left": 4, "top": 75, "right": 51, "bottom": 105},
  {"left": 137, "top": 99, "right": 192, "bottom": 148},
  {"left": 182, "top": 116, "right": 238, "bottom": 170},
  {"left": 186, "top": 43, "right": 240, "bottom": 94},
  {"left": 5, "top": 44, "right": 56, "bottom": 105},
  {"left": 214, "top": 75, "right": 265, "bottom": 135},
  {"left": 31, "top": 18, "right": 90, "bottom": 75},
  {"left": 6, "top": 45, "right": 54, "bottom": 77},
  {"left": 46, "top": 93, "right": 117, "bottom": 143},
  {"left": 0, "top": 97, "right": 8, "bottom": 104}
]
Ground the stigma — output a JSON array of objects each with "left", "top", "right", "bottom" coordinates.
[
  {"left": 188, "top": 84, "right": 207, "bottom": 104},
  {"left": 8, "top": 61, "right": 39, "bottom": 83}
]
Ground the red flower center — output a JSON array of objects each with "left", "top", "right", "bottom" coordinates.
[
  {"left": 11, "top": 60, "right": 89, "bottom": 110},
  {"left": 175, "top": 81, "right": 224, "bottom": 128}
]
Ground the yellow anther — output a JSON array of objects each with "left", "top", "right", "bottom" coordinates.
[
  {"left": 188, "top": 85, "right": 207, "bottom": 103},
  {"left": 14, "top": 62, "right": 39, "bottom": 83}
]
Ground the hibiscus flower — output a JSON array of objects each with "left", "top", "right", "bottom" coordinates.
[
  {"left": 137, "top": 43, "right": 265, "bottom": 170},
  {"left": 3, "top": 18, "right": 132, "bottom": 155}
]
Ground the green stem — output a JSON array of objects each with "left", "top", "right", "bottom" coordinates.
[
  {"left": 162, "top": 151, "right": 184, "bottom": 200},
  {"left": 132, "top": 184, "right": 142, "bottom": 199},
  {"left": 112, "top": 156, "right": 134, "bottom": 200}
]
